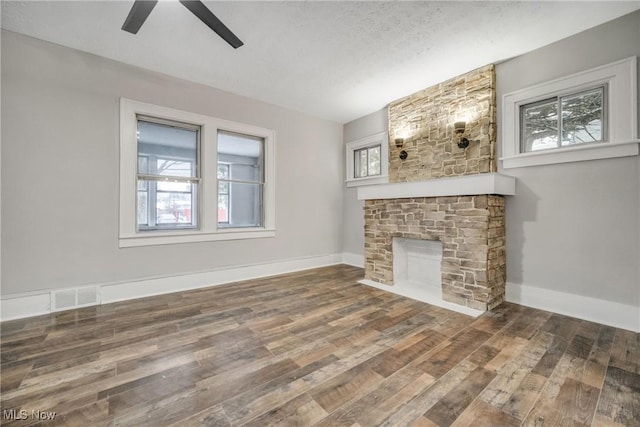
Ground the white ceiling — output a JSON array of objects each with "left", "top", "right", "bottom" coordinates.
[{"left": 2, "top": 1, "right": 639, "bottom": 123}]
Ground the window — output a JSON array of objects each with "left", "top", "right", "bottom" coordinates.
[
  {"left": 345, "top": 132, "right": 389, "bottom": 187},
  {"left": 119, "top": 98, "right": 275, "bottom": 247},
  {"left": 217, "top": 130, "right": 264, "bottom": 228},
  {"left": 521, "top": 86, "right": 606, "bottom": 153},
  {"left": 354, "top": 145, "right": 381, "bottom": 178},
  {"left": 501, "top": 57, "right": 638, "bottom": 169},
  {"left": 136, "top": 117, "right": 199, "bottom": 230}
]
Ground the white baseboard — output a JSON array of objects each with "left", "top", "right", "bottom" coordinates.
[
  {"left": 506, "top": 282, "right": 640, "bottom": 333},
  {"left": 101, "top": 253, "right": 343, "bottom": 304},
  {"left": 0, "top": 292, "right": 51, "bottom": 321},
  {"left": 0, "top": 253, "right": 343, "bottom": 322},
  {"left": 342, "top": 252, "right": 364, "bottom": 268}
]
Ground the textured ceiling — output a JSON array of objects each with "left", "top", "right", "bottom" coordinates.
[{"left": 2, "top": 1, "right": 639, "bottom": 123}]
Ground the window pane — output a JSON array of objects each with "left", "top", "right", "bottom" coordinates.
[
  {"left": 138, "top": 120, "right": 197, "bottom": 176},
  {"left": 218, "top": 131, "right": 263, "bottom": 181},
  {"left": 219, "top": 182, "right": 262, "bottom": 228},
  {"left": 218, "top": 181, "right": 229, "bottom": 194},
  {"left": 356, "top": 148, "right": 368, "bottom": 178},
  {"left": 561, "top": 87, "right": 604, "bottom": 146},
  {"left": 137, "top": 191, "right": 148, "bottom": 226},
  {"left": 137, "top": 179, "right": 197, "bottom": 229},
  {"left": 521, "top": 98, "right": 558, "bottom": 152},
  {"left": 218, "top": 195, "right": 229, "bottom": 223},
  {"left": 368, "top": 145, "right": 381, "bottom": 176},
  {"left": 156, "top": 191, "right": 194, "bottom": 225}
]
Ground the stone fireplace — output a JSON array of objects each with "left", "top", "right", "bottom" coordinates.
[
  {"left": 363, "top": 192, "right": 506, "bottom": 312},
  {"left": 357, "top": 175, "right": 514, "bottom": 314},
  {"left": 356, "top": 64, "right": 515, "bottom": 315}
]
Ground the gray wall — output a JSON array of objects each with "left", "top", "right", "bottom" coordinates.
[
  {"left": 496, "top": 10, "right": 640, "bottom": 305},
  {"left": 341, "top": 11, "right": 640, "bottom": 309},
  {"left": 1, "top": 30, "right": 344, "bottom": 296},
  {"left": 342, "top": 108, "right": 388, "bottom": 257}
]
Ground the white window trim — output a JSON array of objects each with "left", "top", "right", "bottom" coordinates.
[
  {"left": 500, "top": 56, "right": 639, "bottom": 169},
  {"left": 345, "top": 131, "right": 389, "bottom": 187},
  {"left": 119, "top": 98, "right": 276, "bottom": 248}
]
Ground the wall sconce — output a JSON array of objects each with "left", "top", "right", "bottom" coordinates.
[
  {"left": 454, "top": 121, "right": 470, "bottom": 149},
  {"left": 395, "top": 136, "right": 407, "bottom": 159}
]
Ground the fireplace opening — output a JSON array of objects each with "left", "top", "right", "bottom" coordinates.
[{"left": 393, "top": 238, "right": 443, "bottom": 301}]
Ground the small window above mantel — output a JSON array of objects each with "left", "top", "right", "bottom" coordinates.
[
  {"left": 345, "top": 132, "right": 389, "bottom": 187},
  {"left": 501, "top": 57, "right": 638, "bottom": 169}
]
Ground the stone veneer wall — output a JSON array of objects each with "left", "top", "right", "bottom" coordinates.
[
  {"left": 364, "top": 195, "right": 506, "bottom": 311},
  {"left": 388, "top": 64, "right": 496, "bottom": 182}
]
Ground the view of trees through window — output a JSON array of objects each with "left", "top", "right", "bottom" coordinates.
[
  {"left": 521, "top": 86, "right": 605, "bottom": 152},
  {"left": 354, "top": 145, "right": 381, "bottom": 178}
]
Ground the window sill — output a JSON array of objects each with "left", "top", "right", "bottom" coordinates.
[
  {"left": 119, "top": 228, "right": 276, "bottom": 248},
  {"left": 346, "top": 175, "right": 389, "bottom": 188},
  {"left": 500, "top": 140, "right": 639, "bottom": 169}
]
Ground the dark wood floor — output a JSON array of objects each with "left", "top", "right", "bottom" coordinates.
[{"left": 1, "top": 265, "right": 638, "bottom": 427}]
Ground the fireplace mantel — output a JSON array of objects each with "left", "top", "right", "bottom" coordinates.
[{"left": 356, "top": 173, "right": 516, "bottom": 200}]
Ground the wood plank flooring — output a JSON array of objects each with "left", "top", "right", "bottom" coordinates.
[{"left": 1, "top": 265, "right": 638, "bottom": 426}]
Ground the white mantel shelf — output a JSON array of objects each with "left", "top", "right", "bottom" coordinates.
[{"left": 356, "top": 173, "right": 516, "bottom": 201}]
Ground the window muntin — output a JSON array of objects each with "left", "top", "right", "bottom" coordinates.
[
  {"left": 354, "top": 145, "right": 381, "bottom": 178},
  {"left": 217, "top": 130, "right": 264, "bottom": 228},
  {"left": 136, "top": 117, "right": 199, "bottom": 231},
  {"left": 520, "top": 86, "right": 606, "bottom": 153}
]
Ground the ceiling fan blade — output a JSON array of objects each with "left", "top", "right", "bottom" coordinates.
[
  {"left": 122, "top": 0, "right": 158, "bottom": 34},
  {"left": 179, "top": 0, "right": 243, "bottom": 49}
]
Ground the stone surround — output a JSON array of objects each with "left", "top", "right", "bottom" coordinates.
[
  {"left": 388, "top": 64, "right": 496, "bottom": 182},
  {"left": 364, "top": 195, "right": 505, "bottom": 311}
]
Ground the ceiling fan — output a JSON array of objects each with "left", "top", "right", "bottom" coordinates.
[{"left": 121, "top": 0, "right": 243, "bottom": 49}]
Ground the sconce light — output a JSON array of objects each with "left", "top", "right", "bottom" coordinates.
[
  {"left": 454, "top": 121, "right": 470, "bottom": 149},
  {"left": 394, "top": 138, "right": 404, "bottom": 148}
]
